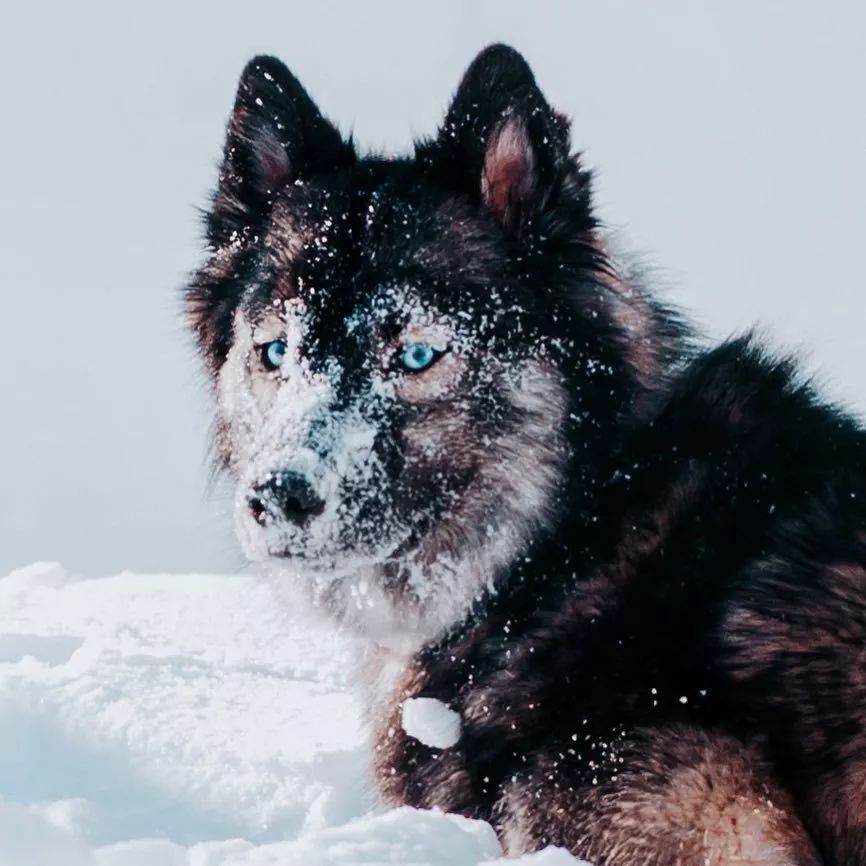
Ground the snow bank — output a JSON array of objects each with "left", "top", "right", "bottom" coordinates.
[{"left": 0, "top": 563, "right": 588, "bottom": 865}]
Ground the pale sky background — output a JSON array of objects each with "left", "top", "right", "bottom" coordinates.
[{"left": 1, "top": 1, "right": 864, "bottom": 576}]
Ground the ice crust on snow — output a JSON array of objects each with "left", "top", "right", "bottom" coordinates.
[
  {"left": 0, "top": 563, "right": 589, "bottom": 865},
  {"left": 401, "top": 696, "right": 462, "bottom": 749}
]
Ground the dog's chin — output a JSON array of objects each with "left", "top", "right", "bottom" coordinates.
[
  {"left": 258, "top": 550, "right": 430, "bottom": 653},
  {"left": 235, "top": 508, "right": 409, "bottom": 574},
  {"left": 260, "top": 548, "right": 387, "bottom": 580},
  {"left": 236, "top": 514, "right": 442, "bottom": 651}
]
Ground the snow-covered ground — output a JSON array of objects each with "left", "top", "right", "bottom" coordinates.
[{"left": 0, "top": 563, "right": 585, "bottom": 865}]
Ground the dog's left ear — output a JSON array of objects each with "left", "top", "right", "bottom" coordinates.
[{"left": 417, "top": 44, "right": 587, "bottom": 233}]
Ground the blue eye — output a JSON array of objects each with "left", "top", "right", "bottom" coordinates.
[
  {"left": 262, "top": 340, "right": 287, "bottom": 370},
  {"left": 399, "top": 342, "right": 442, "bottom": 373}
]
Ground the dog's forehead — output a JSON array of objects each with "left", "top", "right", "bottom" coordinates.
[{"left": 260, "top": 166, "right": 508, "bottom": 312}]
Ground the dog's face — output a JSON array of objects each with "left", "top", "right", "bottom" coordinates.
[{"left": 188, "top": 46, "right": 672, "bottom": 646}]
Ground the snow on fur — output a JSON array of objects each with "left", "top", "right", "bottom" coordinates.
[{"left": 0, "top": 563, "right": 588, "bottom": 865}]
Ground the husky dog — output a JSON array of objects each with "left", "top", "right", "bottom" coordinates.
[{"left": 187, "top": 44, "right": 866, "bottom": 865}]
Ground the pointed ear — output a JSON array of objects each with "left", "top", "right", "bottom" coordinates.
[
  {"left": 208, "top": 55, "right": 354, "bottom": 244},
  {"left": 417, "top": 44, "right": 585, "bottom": 232}
]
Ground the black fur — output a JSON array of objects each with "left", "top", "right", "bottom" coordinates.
[
  {"left": 188, "top": 44, "right": 866, "bottom": 865},
  {"left": 377, "top": 337, "right": 866, "bottom": 862}
]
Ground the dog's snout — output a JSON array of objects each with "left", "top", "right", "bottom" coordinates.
[{"left": 249, "top": 471, "right": 325, "bottom": 526}]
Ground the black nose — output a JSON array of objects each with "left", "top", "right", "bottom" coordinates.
[{"left": 248, "top": 471, "right": 325, "bottom": 526}]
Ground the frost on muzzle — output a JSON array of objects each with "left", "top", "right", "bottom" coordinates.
[{"left": 220, "top": 307, "right": 403, "bottom": 568}]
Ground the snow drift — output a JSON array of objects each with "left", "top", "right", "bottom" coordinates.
[{"left": 0, "top": 563, "right": 587, "bottom": 865}]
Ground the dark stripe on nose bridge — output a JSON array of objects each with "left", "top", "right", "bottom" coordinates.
[{"left": 304, "top": 411, "right": 338, "bottom": 461}]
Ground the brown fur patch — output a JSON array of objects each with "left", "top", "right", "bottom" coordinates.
[
  {"left": 723, "top": 551, "right": 866, "bottom": 860},
  {"left": 591, "top": 234, "right": 683, "bottom": 395},
  {"left": 395, "top": 353, "right": 464, "bottom": 404},
  {"left": 264, "top": 200, "right": 311, "bottom": 280},
  {"left": 498, "top": 726, "right": 819, "bottom": 866},
  {"left": 186, "top": 237, "right": 247, "bottom": 374},
  {"left": 402, "top": 403, "right": 475, "bottom": 470}
]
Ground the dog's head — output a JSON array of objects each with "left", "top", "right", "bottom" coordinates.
[{"left": 187, "top": 45, "right": 678, "bottom": 646}]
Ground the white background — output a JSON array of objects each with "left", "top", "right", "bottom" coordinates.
[{"left": 1, "top": 1, "right": 864, "bottom": 577}]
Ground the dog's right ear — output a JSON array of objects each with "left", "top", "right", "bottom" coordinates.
[
  {"left": 417, "top": 44, "right": 589, "bottom": 235},
  {"left": 207, "top": 56, "right": 354, "bottom": 244}
]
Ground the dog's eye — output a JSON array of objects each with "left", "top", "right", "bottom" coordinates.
[
  {"left": 399, "top": 342, "right": 444, "bottom": 373},
  {"left": 261, "top": 340, "right": 287, "bottom": 370}
]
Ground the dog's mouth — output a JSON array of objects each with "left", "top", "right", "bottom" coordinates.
[
  {"left": 260, "top": 543, "right": 408, "bottom": 587},
  {"left": 238, "top": 504, "right": 412, "bottom": 576}
]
